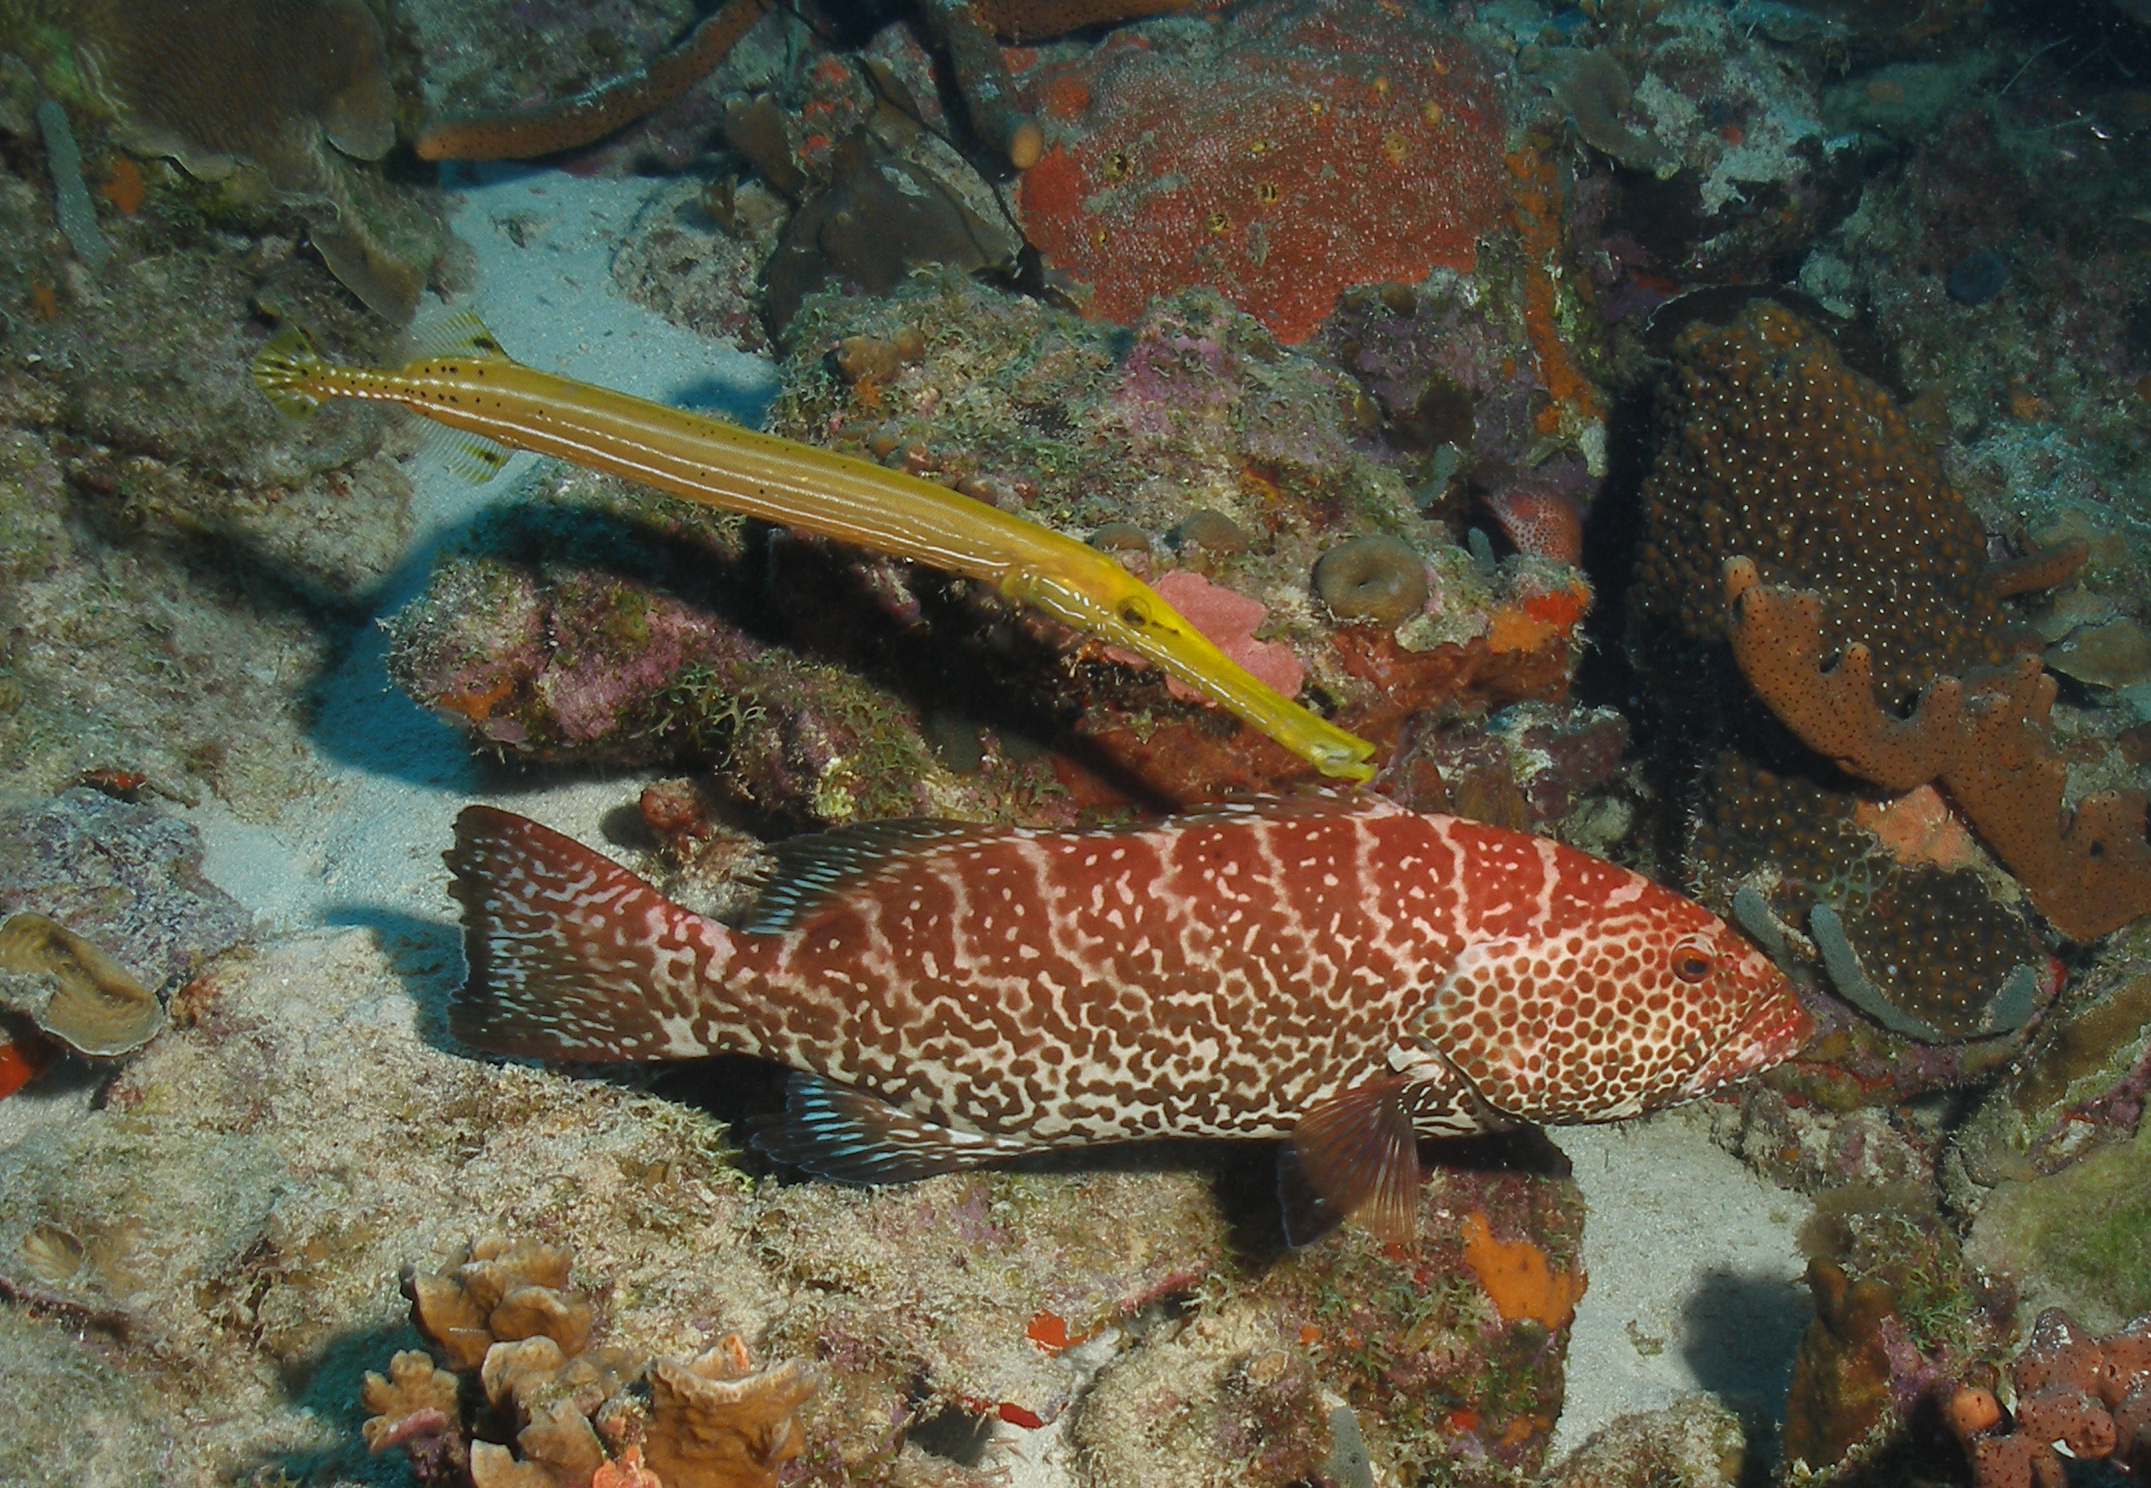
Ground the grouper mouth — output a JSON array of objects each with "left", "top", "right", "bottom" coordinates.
[{"left": 1684, "top": 987, "right": 1816, "bottom": 1098}]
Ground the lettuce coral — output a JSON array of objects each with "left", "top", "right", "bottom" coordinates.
[{"left": 381, "top": 1237, "right": 820, "bottom": 1488}]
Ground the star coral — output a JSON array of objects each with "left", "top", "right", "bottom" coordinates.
[
  {"left": 1014, "top": 0, "right": 1504, "bottom": 342},
  {"left": 1629, "top": 302, "right": 2005, "bottom": 713}
]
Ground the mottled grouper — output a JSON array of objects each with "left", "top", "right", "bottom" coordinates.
[{"left": 445, "top": 795, "right": 1812, "bottom": 1244}]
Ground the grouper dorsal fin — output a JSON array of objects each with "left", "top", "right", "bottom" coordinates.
[
  {"left": 752, "top": 1072, "right": 1042, "bottom": 1183},
  {"left": 741, "top": 819, "right": 996, "bottom": 934}
]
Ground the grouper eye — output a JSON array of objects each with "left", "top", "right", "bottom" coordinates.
[{"left": 1672, "top": 937, "right": 1714, "bottom": 983}]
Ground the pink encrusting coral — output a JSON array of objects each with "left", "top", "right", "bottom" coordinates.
[
  {"left": 1147, "top": 569, "right": 1305, "bottom": 700},
  {"left": 1014, "top": 0, "right": 1505, "bottom": 342}
]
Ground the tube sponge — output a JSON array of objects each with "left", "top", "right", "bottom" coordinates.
[{"left": 35, "top": 97, "right": 109, "bottom": 268}]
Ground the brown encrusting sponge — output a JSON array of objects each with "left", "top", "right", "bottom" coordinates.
[
  {"left": 1726, "top": 563, "right": 2151, "bottom": 942},
  {"left": 1949, "top": 1308, "right": 2151, "bottom": 1486}
]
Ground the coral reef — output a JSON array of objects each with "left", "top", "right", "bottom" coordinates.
[
  {"left": 1623, "top": 301, "right": 2130, "bottom": 1092},
  {"left": 1776, "top": 1181, "right": 2014, "bottom": 1474},
  {"left": 1688, "top": 758, "right": 2048, "bottom": 1044},
  {"left": 415, "top": 0, "right": 774, "bottom": 164},
  {"left": 1630, "top": 302, "right": 2005, "bottom": 711},
  {"left": 759, "top": 128, "right": 1020, "bottom": 339},
  {"left": 1949, "top": 1309, "right": 2151, "bottom": 1487},
  {"left": 1969, "top": 1104, "right": 2151, "bottom": 1333},
  {"left": 0, "top": 921, "right": 1589, "bottom": 1485},
  {"left": 390, "top": 274, "right": 1592, "bottom": 812},
  {"left": 1724, "top": 563, "right": 2151, "bottom": 942},
  {"left": 1539, "top": 1395, "right": 1747, "bottom": 1488},
  {"left": 1948, "top": 958, "right": 2151, "bottom": 1194},
  {"left": 3, "top": 0, "right": 445, "bottom": 321},
  {"left": 1380, "top": 702, "right": 1632, "bottom": 849},
  {"left": 1782, "top": 1259, "right": 1898, "bottom": 1470},
  {"left": 1315, "top": 274, "right": 1602, "bottom": 543},
  {"left": 1070, "top": 1159, "right": 1585, "bottom": 1487},
  {"left": 382, "top": 486, "right": 1049, "bottom": 828},
  {"left": 1014, "top": 0, "right": 1505, "bottom": 342}
]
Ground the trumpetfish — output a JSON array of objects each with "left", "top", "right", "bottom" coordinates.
[
  {"left": 250, "top": 319, "right": 1376, "bottom": 782},
  {"left": 444, "top": 794, "right": 1812, "bottom": 1244}
]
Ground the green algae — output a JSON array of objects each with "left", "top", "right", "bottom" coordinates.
[{"left": 1971, "top": 1116, "right": 2151, "bottom": 1332}]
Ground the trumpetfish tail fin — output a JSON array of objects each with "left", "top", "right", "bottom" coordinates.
[{"left": 251, "top": 327, "right": 328, "bottom": 419}]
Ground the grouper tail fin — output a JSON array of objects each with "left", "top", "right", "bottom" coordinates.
[{"left": 444, "top": 805, "right": 732, "bottom": 1062}]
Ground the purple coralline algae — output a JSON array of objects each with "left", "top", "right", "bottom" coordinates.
[{"left": 0, "top": 787, "right": 252, "bottom": 992}]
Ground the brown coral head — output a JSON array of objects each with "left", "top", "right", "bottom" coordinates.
[
  {"left": 360, "top": 1349, "right": 465, "bottom": 1452},
  {"left": 490, "top": 1283, "right": 595, "bottom": 1358},
  {"left": 482, "top": 1334, "right": 570, "bottom": 1410},
  {"left": 75, "top": 0, "right": 395, "bottom": 178},
  {"left": 644, "top": 1340, "right": 819, "bottom": 1488},
  {"left": 0, "top": 910, "right": 164, "bottom": 1058}
]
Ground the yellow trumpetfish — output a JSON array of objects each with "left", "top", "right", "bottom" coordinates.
[{"left": 252, "top": 320, "right": 1376, "bottom": 781}]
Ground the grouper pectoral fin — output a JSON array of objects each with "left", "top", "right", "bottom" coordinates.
[
  {"left": 752, "top": 1072, "right": 1046, "bottom": 1184},
  {"left": 1279, "top": 1075, "right": 1424, "bottom": 1249}
]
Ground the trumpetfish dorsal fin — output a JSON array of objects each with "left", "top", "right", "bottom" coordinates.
[
  {"left": 401, "top": 308, "right": 517, "bottom": 364},
  {"left": 397, "top": 310, "right": 519, "bottom": 481}
]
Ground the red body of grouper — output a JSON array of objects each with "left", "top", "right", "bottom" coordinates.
[{"left": 446, "top": 795, "right": 1811, "bottom": 1243}]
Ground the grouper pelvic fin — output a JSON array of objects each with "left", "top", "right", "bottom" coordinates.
[
  {"left": 445, "top": 805, "right": 712, "bottom": 1062},
  {"left": 1279, "top": 1076, "right": 1425, "bottom": 1249},
  {"left": 753, "top": 1072, "right": 1044, "bottom": 1183}
]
